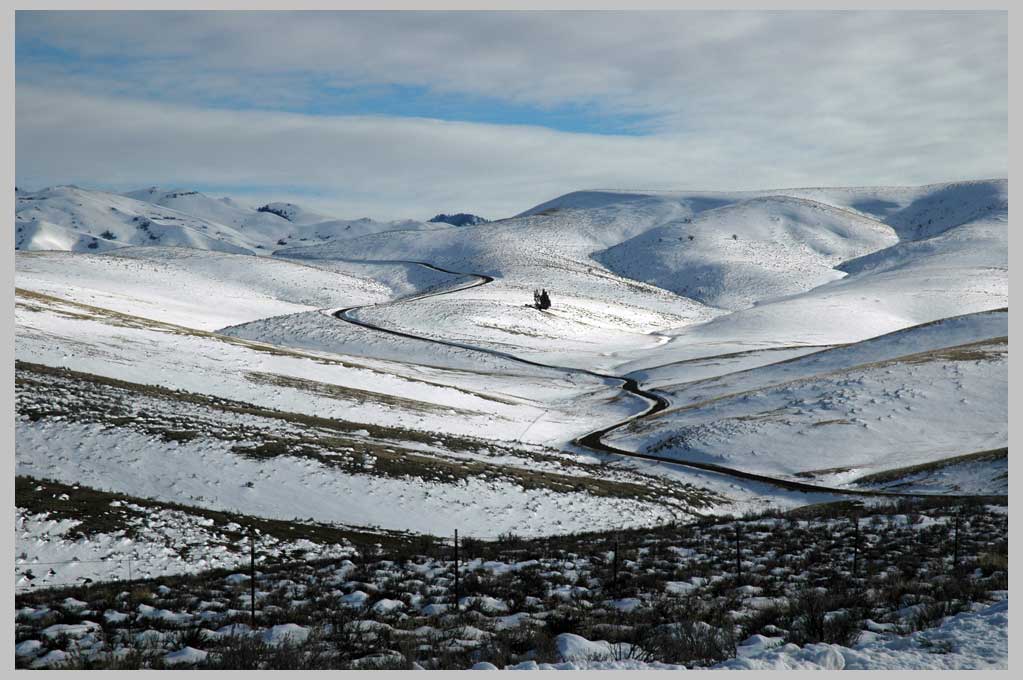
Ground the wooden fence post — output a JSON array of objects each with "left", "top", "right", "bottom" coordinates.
[
  {"left": 453, "top": 530, "right": 460, "bottom": 609},
  {"left": 953, "top": 510, "right": 962, "bottom": 574},
  {"left": 250, "top": 528, "right": 257, "bottom": 626},
  {"left": 852, "top": 515, "right": 860, "bottom": 578}
]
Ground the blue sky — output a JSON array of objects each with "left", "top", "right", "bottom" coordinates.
[
  {"left": 15, "top": 10, "right": 1008, "bottom": 219},
  {"left": 16, "top": 33, "right": 648, "bottom": 136}
]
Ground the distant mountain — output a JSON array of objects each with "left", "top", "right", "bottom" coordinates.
[
  {"left": 428, "top": 213, "right": 489, "bottom": 226},
  {"left": 13, "top": 185, "right": 441, "bottom": 254},
  {"left": 16, "top": 185, "right": 255, "bottom": 254}
]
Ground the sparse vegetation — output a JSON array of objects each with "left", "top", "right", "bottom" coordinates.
[
  {"left": 15, "top": 360, "right": 721, "bottom": 519},
  {"left": 14, "top": 498, "right": 1007, "bottom": 669}
]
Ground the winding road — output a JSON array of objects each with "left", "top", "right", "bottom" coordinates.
[{"left": 330, "top": 260, "right": 1001, "bottom": 502}]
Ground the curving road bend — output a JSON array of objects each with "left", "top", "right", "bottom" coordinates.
[{"left": 330, "top": 260, "right": 1000, "bottom": 502}]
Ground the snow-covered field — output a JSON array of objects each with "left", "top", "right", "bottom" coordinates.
[{"left": 14, "top": 178, "right": 1008, "bottom": 669}]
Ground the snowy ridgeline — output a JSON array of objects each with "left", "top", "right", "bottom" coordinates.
[
  {"left": 15, "top": 185, "right": 442, "bottom": 255},
  {"left": 14, "top": 501, "right": 1008, "bottom": 669}
]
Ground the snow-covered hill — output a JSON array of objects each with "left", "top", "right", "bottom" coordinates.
[
  {"left": 124, "top": 186, "right": 442, "bottom": 247},
  {"left": 15, "top": 248, "right": 390, "bottom": 329},
  {"left": 16, "top": 186, "right": 255, "bottom": 254},
  {"left": 596, "top": 195, "right": 897, "bottom": 310},
  {"left": 13, "top": 177, "right": 1009, "bottom": 570},
  {"left": 608, "top": 309, "right": 1008, "bottom": 492},
  {"left": 278, "top": 191, "right": 728, "bottom": 369},
  {"left": 12, "top": 176, "right": 1009, "bottom": 670},
  {"left": 15, "top": 219, "right": 123, "bottom": 253},
  {"left": 782, "top": 178, "right": 1008, "bottom": 240},
  {"left": 13, "top": 185, "right": 443, "bottom": 255},
  {"left": 278, "top": 179, "right": 1005, "bottom": 373},
  {"left": 122, "top": 187, "right": 300, "bottom": 245},
  {"left": 611, "top": 180, "right": 1007, "bottom": 370}
]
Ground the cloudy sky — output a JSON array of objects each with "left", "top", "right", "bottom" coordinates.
[{"left": 16, "top": 10, "right": 1007, "bottom": 220}]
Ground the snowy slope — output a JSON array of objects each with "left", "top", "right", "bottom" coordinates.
[
  {"left": 620, "top": 202, "right": 1007, "bottom": 369},
  {"left": 16, "top": 186, "right": 255, "bottom": 254},
  {"left": 16, "top": 282, "right": 715, "bottom": 538},
  {"left": 596, "top": 195, "right": 897, "bottom": 310},
  {"left": 281, "top": 179, "right": 1005, "bottom": 372},
  {"left": 123, "top": 187, "right": 439, "bottom": 245},
  {"left": 280, "top": 194, "right": 724, "bottom": 370},
  {"left": 514, "top": 189, "right": 734, "bottom": 218},
  {"left": 644, "top": 309, "right": 1008, "bottom": 403},
  {"left": 253, "top": 200, "right": 335, "bottom": 224},
  {"left": 783, "top": 178, "right": 1007, "bottom": 240},
  {"left": 123, "top": 187, "right": 297, "bottom": 245},
  {"left": 15, "top": 219, "right": 122, "bottom": 253},
  {"left": 12, "top": 177, "right": 1010, "bottom": 545},
  {"left": 13, "top": 185, "right": 442, "bottom": 256},
  {"left": 124, "top": 186, "right": 441, "bottom": 247},
  {"left": 607, "top": 309, "right": 1008, "bottom": 489},
  {"left": 15, "top": 248, "right": 389, "bottom": 330}
]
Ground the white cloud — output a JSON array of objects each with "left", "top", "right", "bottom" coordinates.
[
  {"left": 16, "top": 85, "right": 1006, "bottom": 220},
  {"left": 17, "top": 11, "right": 1006, "bottom": 116},
  {"left": 15, "top": 11, "right": 1007, "bottom": 218}
]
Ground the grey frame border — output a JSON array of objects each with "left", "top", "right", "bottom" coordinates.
[{"left": 2, "top": 1, "right": 1013, "bottom": 676}]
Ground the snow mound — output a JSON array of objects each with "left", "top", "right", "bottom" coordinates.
[
  {"left": 718, "top": 599, "right": 1008, "bottom": 670},
  {"left": 262, "top": 623, "right": 310, "bottom": 645},
  {"left": 163, "top": 646, "right": 209, "bottom": 666}
]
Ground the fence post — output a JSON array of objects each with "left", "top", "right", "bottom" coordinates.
[
  {"left": 250, "top": 528, "right": 257, "bottom": 626},
  {"left": 852, "top": 515, "right": 860, "bottom": 578},
  {"left": 453, "top": 529, "right": 460, "bottom": 610},
  {"left": 953, "top": 509, "right": 962, "bottom": 574},
  {"left": 127, "top": 558, "right": 134, "bottom": 648}
]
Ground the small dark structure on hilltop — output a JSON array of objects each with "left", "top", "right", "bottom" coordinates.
[
  {"left": 428, "top": 213, "right": 489, "bottom": 227},
  {"left": 532, "top": 289, "right": 552, "bottom": 311}
]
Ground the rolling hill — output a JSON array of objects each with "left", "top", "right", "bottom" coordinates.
[
  {"left": 607, "top": 309, "right": 1008, "bottom": 493},
  {"left": 13, "top": 177, "right": 1010, "bottom": 594},
  {"left": 14, "top": 185, "right": 444, "bottom": 255},
  {"left": 16, "top": 186, "right": 255, "bottom": 254}
]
